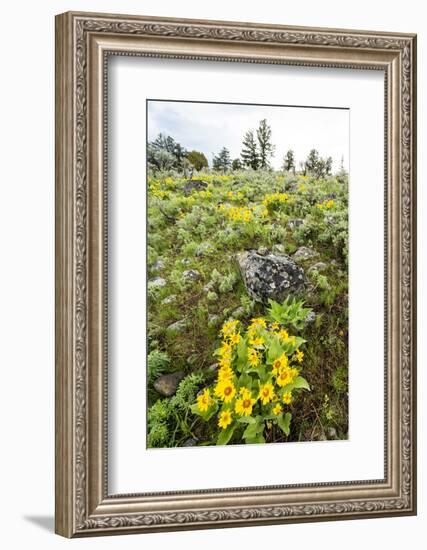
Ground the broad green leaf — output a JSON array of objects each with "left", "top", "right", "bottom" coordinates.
[
  {"left": 267, "top": 338, "right": 283, "bottom": 363},
  {"left": 237, "top": 415, "right": 256, "bottom": 424},
  {"left": 277, "top": 412, "right": 292, "bottom": 436},
  {"left": 216, "top": 425, "right": 235, "bottom": 446},
  {"left": 293, "top": 376, "right": 311, "bottom": 390},
  {"left": 246, "top": 434, "right": 266, "bottom": 444},
  {"left": 243, "top": 420, "right": 264, "bottom": 440}
]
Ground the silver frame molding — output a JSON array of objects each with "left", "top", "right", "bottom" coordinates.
[{"left": 55, "top": 11, "right": 417, "bottom": 538}]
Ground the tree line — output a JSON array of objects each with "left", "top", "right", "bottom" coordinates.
[{"left": 148, "top": 118, "right": 336, "bottom": 177}]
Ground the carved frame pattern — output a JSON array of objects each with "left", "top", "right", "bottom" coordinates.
[{"left": 55, "top": 11, "right": 416, "bottom": 537}]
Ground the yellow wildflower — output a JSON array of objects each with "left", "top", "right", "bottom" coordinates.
[
  {"left": 259, "top": 383, "right": 275, "bottom": 405},
  {"left": 218, "top": 410, "right": 233, "bottom": 429},
  {"left": 229, "top": 332, "right": 241, "bottom": 346},
  {"left": 278, "top": 328, "right": 289, "bottom": 342},
  {"left": 270, "top": 322, "right": 280, "bottom": 332},
  {"left": 221, "top": 319, "right": 239, "bottom": 338},
  {"left": 272, "top": 353, "right": 288, "bottom": 375},
  {"left": 272, "top": 403, "right": 283, "bottom": 415},
  {"left": 250, "top": 318, "right": 267, "bottom": 329},
  {"left": 283, "top": 392, "right": 293, "bottom": 405},
  {"left": 239, "top": 387, "right": 252, "bottom": 400},
  {"left": 217, "top": 365, "right": 233, "bottom": 381},
  {"left": 276, "top": 367, "right": 299, "bottom": 388},
  {"left": 249, "top": 336, "right": 264, "bottom": 347},
  {"left": 235, "top": 395, "right": 256, "bottom": 416},
  {"left": 197, "top": 388, "right": 212, "bottom": 412},
  {"left": 214, "top": 379, "right": 236, "bottom": 403},
  {"left": 247, "top": 348, "right": 260, "bottom": 368},
  {"left": 294, "top": 349, "right": 304, "bottom": 363}
]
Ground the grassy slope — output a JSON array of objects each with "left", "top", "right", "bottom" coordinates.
[{"left": 147, "top": 170, "right": 348, "bottom": 446}]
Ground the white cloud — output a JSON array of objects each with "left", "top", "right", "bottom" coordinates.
[{"left": 148, "top": 100, "right": 349, "bottom": 171}]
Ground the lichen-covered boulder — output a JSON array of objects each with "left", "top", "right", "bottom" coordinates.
[
  {"left": 236, "top": 250, "right": 306, "bottom": 304},
  {"left": 183, "top": 179, "right": 208, "bottom": 196}
]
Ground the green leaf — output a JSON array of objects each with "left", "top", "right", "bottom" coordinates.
[
  {"left": 277, "top": 412, "right": 292, "bottom": 436},
  {"left": 216, "top": 425, "right": 235, "bottom": 446},
  {"left": 190, "top": 401, "right": 218, "bottom": 420},
  {"left": 238, "top": 372, "right": 252, "bottom": 388},
  {"left": 237, "top": 415, "right": 256, "bottom": 424},
  {"left": 243, "top": 420, "right": 264, "bottom": 440},
  {"left": 267, "top": 337, "right": 283, "bottom": 363},
  {"left": 245, "top": 434, "right": 266, "bottom": 444},
  {"left": 293, "top": 376, "right": 311, "bottom": 390}
]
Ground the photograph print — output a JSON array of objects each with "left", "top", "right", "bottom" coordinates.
[{"left": 146, "top": 99, "right": 349, "bottom": 448}]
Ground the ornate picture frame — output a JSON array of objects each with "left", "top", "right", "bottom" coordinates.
[{"left": 55, "top": 11, "right": 417, "bottom": 537}]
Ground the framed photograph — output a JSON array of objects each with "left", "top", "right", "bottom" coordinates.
[{"left": 55, "top": 11, "right": 417, "bottom": 537}]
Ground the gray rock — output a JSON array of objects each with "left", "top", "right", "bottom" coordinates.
[
  {"left": 148, "top": 277, "right": 167, "bottom": 288},
  {"left": 272, "top": 243, "right": 285, "bottom": 254},
  {"left": 207, "top": 362, "right": 219, "bottom": 373},
  {"left": 181, "top": 258, "right": 192, "bottom": 266},
  {"left": 161, "top": 294, "right": 177, "bottom": 305},
  {"left": 166, "top": 319, "right": 188, "bottom": 336},
  {"left": 182, "top": 269, "right": 201, "bottom": 282},
  {"left": 293, "top": 246, "right": 319, "bottom": 262},
  {"left": 236, "top": 250, "right": 306, "bottom": 304},
  {"left": 184, "top": 179, "right": 208, "bottom": 196},
  {"left": 304, "top": 311, "right": 316, "bottom": 324},
  {"left": 308, "top": 262, "right": 328, "bottom": 274},
  {"left": 182, "top": 437, "right": 198, "bottom": 447},
  {"left": 327, "top": 427, "right": 338, "bottom": 440},
  {"left": 151, "top": 259, "right": 165, "bottom": 271},
  {"left": 257, "top": 246, "right": 269, "bottom": 256},
  {"left": 154, "top": 371, "right": 185, "bottom": 397},
  {"left": 287, "top": 218, "right": 304, "bottom": 230}
]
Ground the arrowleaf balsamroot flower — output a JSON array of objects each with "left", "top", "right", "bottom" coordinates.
[
  {"left": 214, "top": 379, "right": 236, "bottom": 403},
  {"left": 259, "top": 382, "right": 275, "bottom": 405},
  {"left": 218, "top": 409, "right": 233, "bottom": 429},
  {"left": 197, "top": 388, "right": 212, "bottom": 412}
]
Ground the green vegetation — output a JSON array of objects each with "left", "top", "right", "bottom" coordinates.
[{"left": 146, "top": 166, "right": 349, "bottom": 447}]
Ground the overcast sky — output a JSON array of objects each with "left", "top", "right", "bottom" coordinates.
[{"left": 147, "top": 100, "right": 349, "bottom": 172}]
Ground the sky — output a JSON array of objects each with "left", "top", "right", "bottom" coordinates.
[{"left": 147, "top": 100, "right": 349, "bottom": 172}]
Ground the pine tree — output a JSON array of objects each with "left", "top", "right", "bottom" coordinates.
[
  {"left": 282, "top": 149, "right": 296, "bottom": 173},
  {"left": 213, "top": 147, "right": 231, "bottom": 173},
  {"left": 305, "top": 149, "right": 319, "bottom": 174},
  {"left": 256, "top": 119, "right": 274, "bottom": 170},
  {"left": 232, "top": 158, "right": 242, "bottom": 171},
  {"left": 240, "top": 130, "right": 259, "bottom": 170}
]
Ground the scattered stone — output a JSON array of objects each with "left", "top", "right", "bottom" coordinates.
[
  {"left": 207, "top": 362, "right": 219, "bottom": 373},
  {"left": 327, "top": 427, "right": 338, "bottom": 440},
  {"left": 272, "top": 243, "right": 285, "bottom": 254},
  {"left": 308, "top": 262, "right": 328, "bottom": 274},
  {"left": 236, "top": 250, "right": 306, "bottom": 304},
  {"left": 304, "top": 311, "right": 316, "bottom": 324},
  {"left": 257, "top": 246, "right": 269, "bottom": 256},
  {"left": 182, "top": 269, "right": 201, "bottom": 282},
  {"left": 166, "top": 319, "right": 188, "bottom": 336},
  {"left": 182, "top": 438, "right": 198, "bottom": 447},
  {"left": 181, "top": 258, "right": 192, "bottom": 266},
  {"left": 151, "top": 259, "right": 165, "bottom": 271},
  {"left": 148, "top": 277, "right": 167, "bottom": 288},
  {"left": 287, "top": 218, "right": 304, "bottom": 230},
  {"left": 326, "top": 215, "right": 336, "bottom": 225},
  {"left": 161, "top": 294, "right": 177, "bottom": 305},
  {"left": 184, "top": 179, "right": 208, "bottom": 196},
  {"left": 154, "top": 371, "right": 185, "bottom": 397},
  {"left": 293, "top": 246, "right": 319, "bottom": 262}
]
